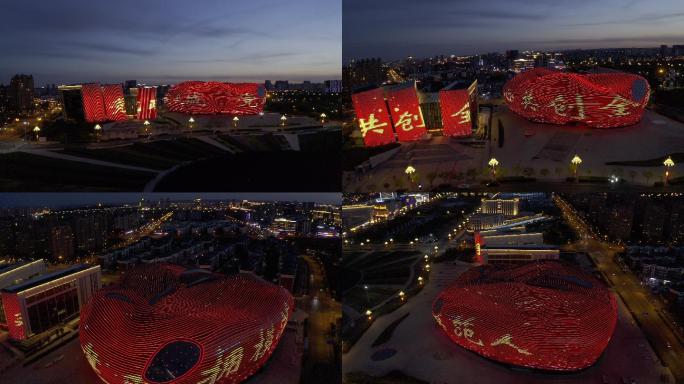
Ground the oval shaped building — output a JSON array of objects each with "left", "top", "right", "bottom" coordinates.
[
  {"left": 79, "top": 265, "right": 293, "bottom": 384},
  {"left": 432, "top": 262, "right": 617, "bottom": 371},
  {"left": 503, "top": 68, "right": 649, "bottom": 128}
]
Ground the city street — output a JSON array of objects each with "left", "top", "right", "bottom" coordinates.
[
  {"left": 300, "top": 254, "right": 341, "bottom": 383},
  {"left": 556, "top": 195, "right": 684, "bottom": 383}
]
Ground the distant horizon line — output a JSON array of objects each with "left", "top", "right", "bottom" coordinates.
[
  {"left": 345, "top": 44, "right": 675, "bottom": 63},
  {"left": 0, "top": 76, "right": 343, "bottom": 88}
]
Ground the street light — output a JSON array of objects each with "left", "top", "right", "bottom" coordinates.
[
  {"left": 232, "top": 116, "right": 240, "bottom": 128},
  {"left": 405, "top": 165, "right": 416, "bottom": 185},
  {"left": 571, "top": 154, "right": 582, "bottom": 181},
  {"left": 418, "top": 276, "right": 424, "bottom": 285},
  {"left": 280, "top": 115, "right": 287, "bottom": 126},
  {"left": 365, "top": 309, "right": 373, "bottom": 320},
  {"left": 94, "top": 124, "right": 102, "bottom": 142},
  {"left": 488, "top": 157, "right": 499, "bottom": 181},
  {"left": 664, "top": 156, "right": 675, "bottom": 185},
  {"left": 399, "top": 291, "right": 405, "bottom": 301},
  {"left": 320, "top": 112, "right": 327, "bottom": 123},
  {"left": 33, "top": 126, "right": 40, "bottom": 141}
]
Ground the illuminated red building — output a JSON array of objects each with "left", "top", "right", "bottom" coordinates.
[
  {"left": 165, "top": 81, "right": 266, "bottom": 115},
  {"left": 81, "top": 83, "right": 107, "bottom": 123},
  {"left": 351, "top": 87, "right": 394, "bottom": 147},
  {"left": 80, "top": 83, "right": 128, "bottom": 123},
  {"left": 386, "top": 83, "right": 426, "bottom": 142},
  {"left": 101, "top": 84, "right": 127, "bottom": 121},
  {"left": 79, "top": 265, "right": 293, "bottom": 384},
  {"left": 136, "top": 86, "right": 157, "bottom": 120},
  {"left": 440, "top": 89, "right": 472, "bottom": 137},
  {"left": 352, "top": 80, "right": 478, "bottom": 146},
  {"left": 433, "top": 262, "right": 617, "bottom": 371},
  {"left": 503, "top": 68, "right": 650, "bottom": 128}
]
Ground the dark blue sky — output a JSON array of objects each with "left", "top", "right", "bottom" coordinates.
[
  {"left": 343, "top": 0, "right": 684, "bottom": 61},
  {"left": 1, "top": 0, "right": 341, "bottom": 86},
  {"left": 0, "top": 193, "right": 341, "bottom": 208}
]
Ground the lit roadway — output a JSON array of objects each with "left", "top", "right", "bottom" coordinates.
[
  {"left": 300, "top": 254, "right": 341, "bottom": 383},
  {"left": 555, "top": 195, "right": 684, "bottom": 383},
  {"left": 112, "top": 211, "right": 174, "bottom": 249}
]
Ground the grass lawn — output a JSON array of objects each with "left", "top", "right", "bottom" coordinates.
[
  {"left": 0, "top": 152, "right": 155, "bottom": 191},
  {"left": 606, "top": 153, "right": 684, "bottom": 167},
  {"left": 154, "top": 151, "right": 341, "bottom": 191}
]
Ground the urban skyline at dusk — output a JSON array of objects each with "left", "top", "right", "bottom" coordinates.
[
  {"left": 0, "top": 193, "right": 342, "bottom": 208},
  {"left": 344, "top": 0, "right": 684, "bottom": 60},
  {"left": 0, "top": 0, "right": 341, "bottom": 85}
]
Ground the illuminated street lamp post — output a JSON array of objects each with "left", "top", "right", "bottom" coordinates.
[
  {"left": 399, "top": 291, "right": 405, "bottom": 301},
  {"left": 320, "top": 112, "right": 327, "bottom": 123},
  {"left": 188, "top": 116, "right": 195, "bottom": 134},
  {"left": 280, "top": 115, "right": 287, "bottom": 126},
  {"left": 405, "top": 165, "right": 416, "bottom": 185},
  {"left": 571, "top": 154, "right": 582, "bottom": 181},
  {"left": 664, "top": 156, "right": 675, "bottom": 185},
  {"left": 365, "top": 309, "right": 373, "bottom": 320},
  {"left": 418, "top": 276, "right": 424, "bottom": 285},
  {"left": 33, "top": 126, "right": 40, "bottom": 141},
  {"left": 94, "top": 124, "right": 102, "bottom": 142},
  {"left": 232, "top": 116, "right": 239, "bottom": 128},
  {"left": 488, "top": 157, "right": 499, "bottom": 181}
]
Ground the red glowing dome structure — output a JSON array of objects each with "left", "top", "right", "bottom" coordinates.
[
  {"left": 79, "top": 265, "right": 293, "bottom": 384},
  {"left": 503, "top": 68, "right": 650, "bottom": 128},
  {"left": 432, "top": 262, "right": 617, "bottom": 371},
  {"left": 165, "top": 81, "right": 266, "bottom": 115}
]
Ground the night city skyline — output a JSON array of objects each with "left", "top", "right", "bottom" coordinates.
[
  {"left": 0, "top": 0, "right": 341, "bottom": 85},
  {"left": 0, "top": 193, "right": 342, "bottom": 208},
  {"left": 343, "top": 0, "right": 684, "bottom": 61}
]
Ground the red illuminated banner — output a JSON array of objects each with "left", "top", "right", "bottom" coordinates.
[
  {"left": 352, "top": 87, "right": 395, "bottom": 147},
  {"left": 81, "top": 83, "right": 107, "bottom": 123},
  {"left": 433, "top": 262, "right": 617, "bottom": 371},
  {"left": 80, "top": 265, "right": 293, "bottom": 384},
  {"left": 386, "top": 85, "right": 426, "bottom": 142},
  {"left": 0, "top": 293, "right": 25, "bottom": 340},
  {"left": 101, "top": 84, "right": 127, "bottom": 121},
  {"left": 136, "top": 86, "right": 157, "bottom": 120},
  {"left": 473, "top": 232, "right": 482, "bottom": 262},
  {"left": 504, "top": 68, "right": 650, "bottom": 128},
  {"left": 165, "top": 81, "right": 266, "bottom": 115},
  {"left": 440, "top": 89, "right": 472, "bottom": 137}
]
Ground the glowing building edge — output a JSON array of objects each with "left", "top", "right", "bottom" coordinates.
[{"left": 79, "top": 265, "right": 293, "bottom": 384}]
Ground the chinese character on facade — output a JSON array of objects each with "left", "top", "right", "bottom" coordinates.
[
  {"left": 451, "top": 102, "right": 471, "bottom": 124},
  {"left": 395, "top": 111, "right": 424, "bottom": 132},
  {"left": 599, "top": 95, "right": 637, "bottom": 116},
  {"left": 521, "top": 91, "right": 539, "bottom": 111},
  {"left": 547, "top": 94, "right": 586, "bottom": 119},
  {"left": 359, "top": 114, "right": 388, "bottom": 137},
  {"left": 452, "top": 316, "right": 484, "bottom": 346}
]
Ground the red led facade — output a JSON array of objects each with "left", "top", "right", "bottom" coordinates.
[
  {"left": 165, "top": 81, "right": 266, "bottom": 115},
  {"left": 79, "top": 265, "right": 293, "bottom": 384},
  {"left": 101, "top": 84, "right": 127, "bottom": 121},
  {"left": 503, "top": 68, "right": 650, "bottom": 128},
  {"left": 386, "top": 85, "right": 426, "bottom": 142},
  {"left": 433, "top": 262, "right": 617, "bottom": 371},
  {"left": 81, "top": 83, "right": 107, "bottom": 123},
  {"left": 351, "top": 88, "right": 395, "bottom": 147},
  {"left": 439, "top": 89, "right": 472, "bottom": 137},
  {"left": 0, "top": 292, "right": 24, "bottom": 340},
  {"left": 137, "top": 86, "right": 157, "bottom": 120}
]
